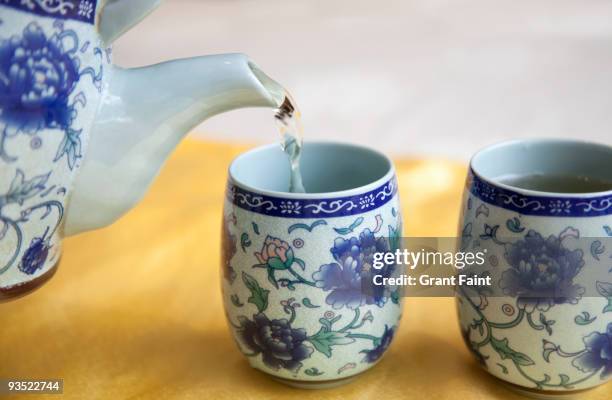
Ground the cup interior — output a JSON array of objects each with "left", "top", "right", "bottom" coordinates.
[
  {"left": 471, "top": 139, "right": 612, "bottom": 195},
  {"left": 229, "top": 142, "right": 393, "bottom": 195}
]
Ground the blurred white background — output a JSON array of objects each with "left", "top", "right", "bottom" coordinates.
[{"left": 113, "top": 0, "right": 612, "bottom": 160}]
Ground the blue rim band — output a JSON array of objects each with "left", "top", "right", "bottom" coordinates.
[
  {"left": 468, "top": 169, "right": 612, "bottom": 217},
  {"left": 226, "top": 178, "right": 398, "bottom": 218},
  {"left": 2, "top": 0, "right": 98, "bottom": 25}
]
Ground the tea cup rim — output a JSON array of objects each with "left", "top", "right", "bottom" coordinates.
[
  {"left": 469, "top": 138, "right": 612, "bottom": 198},
  {"left": 228, "top": 140, "right": 396, "bottom": 199}
]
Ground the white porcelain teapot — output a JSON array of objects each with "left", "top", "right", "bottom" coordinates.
[{"left": 0, "top": 0, "right": 284, "bottom": 298}]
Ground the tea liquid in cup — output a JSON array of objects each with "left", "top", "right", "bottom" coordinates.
[
  {"left": 456, "top": 139, "right": 612, "bottom": 396},
  {"left": 221, "top": 142, "right": 403, "bottom": 388}
]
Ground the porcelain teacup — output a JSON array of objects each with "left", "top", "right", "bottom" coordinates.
[
  {"left": 221, "top": 141, "right": 403, "bottom": 388},
  {"left": 456, "top": 139, "right": 612, "bottom": 397}
]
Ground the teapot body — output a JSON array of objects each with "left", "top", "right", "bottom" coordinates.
[
  {"left": 0, "top": 1, "right": 108, "bottom": 292},
  {"left": 0, "top": 1, "right": 283, "bottom": 298}
]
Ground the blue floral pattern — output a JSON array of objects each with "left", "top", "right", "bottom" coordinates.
[
  {"left": 500, "top": 230, "right": 585, "bottom": 312},
  {"left": 18, "top": 229, "right": 50, "bottom": 275},
  {"left": 223, "top": 191, "right": 402, "bottom": 379},
  {"left": 0, "top": 22, "right": 79, "bottom": 133},
  {"left": 0, "top": 20, "right": 92, "bottom": 169},
  {"left": 0, "top": 4, "right": 108, "bottom": 287},
  {"left": 572, "top": 323, "right": 612, "bottom": 379},
  {"left": 0, "top": 169, "right": 64, "bottom": 276},
  {"left": 361, "top": 325, "right": 395, "bottom": 363},
  {"left": 313, "top": 228, "right": 394, "bottom": 309},
  {"left": 236, "top": 313, "right": 313, "bottom": 373},
  {"left": 459, "top": 187, "right": 612, "bottom": 391},
  {"left": 0, "top": 5, "right": 108, "bottom": 286}
]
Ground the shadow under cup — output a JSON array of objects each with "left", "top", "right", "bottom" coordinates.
[
  {"left": 457, "top": 139, "right": 612, "bottom": 396},
  {"left": 222, "top": 142, "right": 402, "bottom": 388}
]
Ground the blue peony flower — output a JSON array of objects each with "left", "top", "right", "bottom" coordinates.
[
  {"left": 572, "top": 323, "right": 612, "bottom": 379},
  {"left": 18, "top": 235, "right": 50, "bottom": 275},
  {"left": 313, "top": 229, "right": 393, "bottom": 310},
  {"left": 500, "top": 230, "right": 585, "bottom": 312},
  {"left": 236, "top": 313, "right": 313, "bottom": 372},
  {"left": 0, "top": 22, "right": 80, "bottom": 136},
  {"left": 361, "top": 325, "right": 395, "bottom": 363}
]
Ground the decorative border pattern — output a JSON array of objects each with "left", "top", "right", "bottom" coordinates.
[
  {"left": 468, "top": 169, "right": 612, "bottom": 217},
  {"left": 227, "top": 178, "right": 397, "bottom": 218},
  {"left": 1, "top": 0, "right": 98, "bottom": 25}
]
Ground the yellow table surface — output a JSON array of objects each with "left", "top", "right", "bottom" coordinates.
[{"left": 1, "top": 140, "right": 610, "bottom": 400}]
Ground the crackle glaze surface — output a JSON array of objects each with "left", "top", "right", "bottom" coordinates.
[
  {"left": 457, "top": 169, "right": 612, "bottom": 393},
  {"left": 221, "top": 177, "right": 404, "bottom": 382},
  {"left": 0, "top": 1, "right": 109, "bottom": 289}
]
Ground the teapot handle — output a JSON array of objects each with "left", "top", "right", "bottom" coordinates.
[{"left": 98, "top": 0, "right": 162, "bottom": 45}]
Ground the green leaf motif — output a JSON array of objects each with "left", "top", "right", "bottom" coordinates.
[
  {"left": 590, "top": 241, "right": 605, "bottom": 261},
  {"left": 480, "top": 224, "right": 500, "bottom": 242},
  {"left": 240, "top": 233, "right": 252, "bottom": 252},
  {"left": 267, "top": 257, "right": 288, "bottom": 270},
  {"left": 230, "top": 294, "right": 244, "bottom": 307},
  {"left": 539, "top": 374, "right": 551, "bottom": 385},
  {"left": 304, "top": 367, "right": 324, "bottom": 376},
  {"left": 242, "top": 272, "right": 269, "bottom": 313},
  {"left": 302, "top": 298, "right": 320, "bottom": 308},
  {"left": 604, "top": 298, "right": 612, "bottom": 314},
  {"left": 266, "top": 269, "right": 279, "bottom": 289},
  {"left": 285, "top": 249, "right": 295, "bottom": 267},
  {"left": 542, "top": 339, "right": 558, "bottom": 363},
  {"left": 308, "top": 329, "right": 355, "bottom": 358},
  {"left": 252, "top": 222, "right": 260, "bottom": 235},
  {"left": 596, "top": 281, "right": 612, "bottom": 297},
  {"left": 506, "top": 217, "right": 525, "bottom": 233},
  {"left": 333, "top": 217, "right": 364, "bottom": 235},
  {"left": 574, "top": 311, "right": 596, "bottom": 325},
  {"left": 539, "top": 313, "right": 555, "bottom": 335},
  {"left": 496, "top": 363, "right": 508, "bottom": 374},
  {"left": 490, "top": 336, "right": 535, "bottom": 366},
  {"left": 460, "top": 223, "right": 472, "bottom": 250},
  {"left": 596, "top": 281, "right": 612, "bottom": 313},
  {"left": 391, "top": 289, "right": 401, "bottom": 305},
  {"left": 319, "top": 315, "right": 342, "bottom": 332},
  {"left": 389, "top": 224, "right": 402, "bottom": 252},
  {"left": 288, "top": 220, "right": 327, "bottom": 234}
]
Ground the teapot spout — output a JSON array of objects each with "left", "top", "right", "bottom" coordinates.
[{"left": 64, "top": 53, "right": 283, "bottom": 236}]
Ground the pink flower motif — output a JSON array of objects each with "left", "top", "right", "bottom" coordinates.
[{"left": 255, "top": 235, "right": 293, "bottom": 267}]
